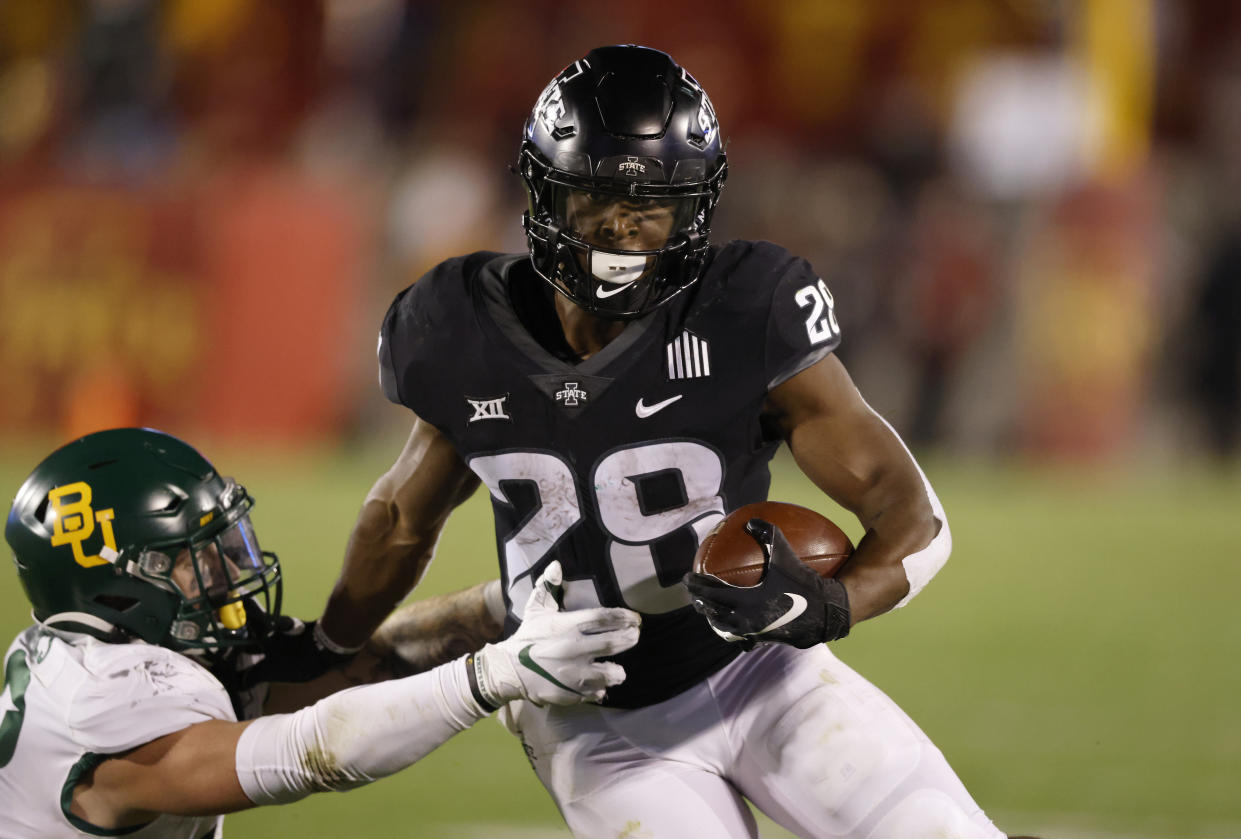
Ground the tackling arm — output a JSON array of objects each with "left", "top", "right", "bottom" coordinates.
[
  {"left": 69, "top": 661, "right": 495, "bottom": 824},
  {"left": 69, "top": 565, "right": 638, "bottom": 827},
  {"left": 765, "top": 354, "right": 950, "bottom": 624},
  {"left": 262, "top": 579, "right": 506, "bottom": 714},
  {"left": 318, "top": 415, "right": 482, "bottom": 651}
]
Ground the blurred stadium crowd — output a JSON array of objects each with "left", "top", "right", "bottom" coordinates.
[{"left": 0, "top": 0, "right": 1238, "bottom": 463}]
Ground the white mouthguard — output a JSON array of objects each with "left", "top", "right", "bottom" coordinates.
[{"left": 590, "top": 251, "right": 648, "bottom": 284}]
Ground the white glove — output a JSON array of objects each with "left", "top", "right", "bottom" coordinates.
[{"left": 473, "top": 562, "right": 640, "bottom": 706}]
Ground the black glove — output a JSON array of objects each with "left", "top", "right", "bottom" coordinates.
[
  {"left": 237, "top": 603, "right": 361, "bottom": 687},
  {"left": 684, "top": 518, "right": 851, "bottom": 649}
]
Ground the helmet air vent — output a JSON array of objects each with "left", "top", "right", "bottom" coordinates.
[
  {"left": 88, "top": 459, "right": 119, "bottom": 470},
  {"left": 33, "top": 494, "right": 50, "bottom": 525},
  {"left": 94, "top": 594, "right": 139, "bottom": 613},
  {"left": 595, "top": 72, "right": 672, "bottom": 137}
]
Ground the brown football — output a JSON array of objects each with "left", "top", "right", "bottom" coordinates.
[{"left": 692, "top": 501, "right": 854, "bottom": 587}]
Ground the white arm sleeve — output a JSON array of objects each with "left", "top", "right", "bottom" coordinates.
[
  {"left": 864, "top": 401, "right": 952, "bottom": 609},
  {"left": 234, "top": 657, "right": 488, "bottom": 805}
]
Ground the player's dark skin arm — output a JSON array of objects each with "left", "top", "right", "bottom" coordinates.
[
  {"left": 765, "top": 353, "right": 939, "bottom": 625},
  {"left": 551, "top": 287, "right": 934, "bottom": 628},
  {"left": 315, "top": 247, "right": 622, "bottom": 650},
  {"left": 318, "top": 417, "right": 485, "bottom": 650},
  {"left": 265, "top": 579, "right": 504, "bottom": 713},
  {"left": 366, "top": 580, "right": 504, "bottom": 669}
]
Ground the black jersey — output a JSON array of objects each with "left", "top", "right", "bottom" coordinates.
[{"left": 378, "top": 240, "right": 842, "bottom": 708}]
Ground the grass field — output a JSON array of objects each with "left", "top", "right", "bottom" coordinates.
[{"left": 2, "top": 438, "right": 1239, "bottom": 838}]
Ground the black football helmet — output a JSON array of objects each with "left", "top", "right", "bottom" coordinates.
[
  {"left": 517, "top": 45, "right": 727, "bottom": 320},
  {"left": 5, "top": 427, "right": 281, "bottom": 664}
]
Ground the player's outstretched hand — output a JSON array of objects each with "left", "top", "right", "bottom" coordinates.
[
  {"left": 473, "top": 562, "right": 640, "bottom": 707},
  {"left": 684, "top": 518, "right": 851, "bottom": 649}
]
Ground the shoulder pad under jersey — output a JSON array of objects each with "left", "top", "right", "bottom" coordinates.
[
  {"left": 378, "top": 251, "right": 506, "bottom": 409},
  {"left": 699, "top": 240, "right": 843, "bottom": 389},
  {"left": 66, "top": 640, "right": 235, "bottom": 754}
]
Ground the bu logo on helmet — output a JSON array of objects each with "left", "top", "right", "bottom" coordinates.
[{"left": 48, "top": 481, "right": 118, "bottom": 568}]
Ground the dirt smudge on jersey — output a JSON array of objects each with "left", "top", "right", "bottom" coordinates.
[
  {"left": 134, "top": 658, "right": 188, "bottom": 694},
  {"left": 615, "top": 820, "right": 653, "bottom": 839}
]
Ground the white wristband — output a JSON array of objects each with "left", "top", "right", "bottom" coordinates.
[
  {"left": 313, "top": 620, "right": 366, "bottom": 656},
  {"left": 235, "top": 656, "right": 488, "bottom": 804}
]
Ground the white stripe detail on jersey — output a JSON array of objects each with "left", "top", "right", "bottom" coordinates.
[{"left": 666, "top": 331, "right": 711, "bottom": 380}]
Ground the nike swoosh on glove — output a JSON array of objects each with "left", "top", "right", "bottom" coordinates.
[
  {"left": 683, "top": 518, "right": 851, "bottom": 649},
  {"left": 473, "top": 561, "right": 641, "bottom": 707}
]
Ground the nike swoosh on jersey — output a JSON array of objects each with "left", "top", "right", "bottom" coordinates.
[
  {"left": 518, "top": 644, "right": 580, "bottom": 695},
  {"left": 596, "top": 281, "right": 637, "bottom": 299},
  {"left": 635, "top": 394, "right": 683, "bottom": 418},
  {"left": 758, "top": 593, "right": 808, "bottom": 635}
]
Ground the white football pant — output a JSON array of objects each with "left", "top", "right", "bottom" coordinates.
[{"left": 501, "top": 642, "right": 1005, "bottom": 839}]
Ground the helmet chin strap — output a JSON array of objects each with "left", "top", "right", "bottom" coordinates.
[
  {"left": 591, "top": 250, "right": 648, "bottom": 284},
  {"left": 41, "top": 611, "right": 120, "bottom": 636}
]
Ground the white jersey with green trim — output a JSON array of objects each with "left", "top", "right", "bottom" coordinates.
[{"left": 0, "top": 625, "right": 233, "bottom": 839}]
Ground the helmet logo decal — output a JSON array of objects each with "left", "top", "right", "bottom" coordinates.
[
  {"left": 618, "top": 157, "right": 647, "bottom": 176},
  {"left": 531, "top": 60, "right": 588, "bottom": 139},
  {"left": 47, "top": 482, "right": 118, "bottom": 568},
  {"left": 536, "top": 83, "right": 565, "bottom": 136},
  {"left": 680, "top": 67, "right": 718, "bottom": 144},
  {"left": 697, "top": 98, "right": 718, "bottom": 143}
]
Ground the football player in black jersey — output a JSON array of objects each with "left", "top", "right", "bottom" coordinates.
[{"left": 286, "top": 45, "right": 1039, "bottom": 839}]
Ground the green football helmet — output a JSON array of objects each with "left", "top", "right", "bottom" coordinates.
[{"left": 4, "top": 427, "right": 282, "bottom": 660}]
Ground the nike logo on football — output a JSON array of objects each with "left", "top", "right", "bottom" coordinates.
[
  {"left": 758, "top": 593, "right": 808, "bottom": 635},
  {"left": 518, "top": 644, "right": 580, "bottom": 695},
  {"left": 596, "top": 281, "right": 637, "bottom": 299},
  {"left": 635, "top": 394, "right": 683, "bottom": 418}
]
